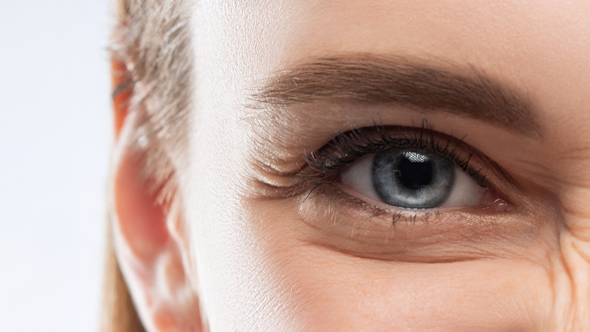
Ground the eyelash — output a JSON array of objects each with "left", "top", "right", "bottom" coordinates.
[{"left": 292, "top": 121, "right": 493, "bottom": 224}]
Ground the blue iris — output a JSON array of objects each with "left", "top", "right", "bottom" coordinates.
[{"left": 371, "top": 149, "right": 455, "bottom": 209}]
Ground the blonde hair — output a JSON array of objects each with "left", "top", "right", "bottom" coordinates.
[{"left": 102, "top": 0, "right": 193, "bottom": 331}]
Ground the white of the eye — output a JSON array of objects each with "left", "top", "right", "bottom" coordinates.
[
  {"left": 440, "top": 165, "right": 483, "bottom": 207},
  {"left": 340, "top": 154, "right": 483, "bottom": 209},
  {"left": 340, "top": 154, "right": 379, "bottom": 199}
]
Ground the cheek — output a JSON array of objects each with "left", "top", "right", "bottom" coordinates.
[
  {"left": 189, "top": 173, "right": 554, "bottom": 331},
  {"left": 269, "top": 247, "right": 551, "bottom": 332},
  {"left": 233, "top": 199, "right": 555, "bottom": 332},
  {"left": 187, "top": 121, "right": 555, "bottom": 330}
]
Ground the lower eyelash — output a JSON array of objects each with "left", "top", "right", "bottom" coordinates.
[{"left": 299, "top": 181, "right": 443, "bottom": 229}]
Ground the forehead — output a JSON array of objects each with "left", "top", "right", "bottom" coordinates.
[{"left": 192, "top": 1, "right": 590, "bottom": 151}]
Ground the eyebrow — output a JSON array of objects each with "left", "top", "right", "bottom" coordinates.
[{"left": 250, "top": 54, "right": 541, "bottom": 137}]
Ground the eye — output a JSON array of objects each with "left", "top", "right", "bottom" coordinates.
[{"left": 339, "top": 148, "right": 484, "bottom": 209}]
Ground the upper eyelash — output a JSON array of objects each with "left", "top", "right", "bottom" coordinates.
[
  {"left": 299, "top": 120, "right": 487, "bottom": 187},
  {"left": 267, "top": 120, "right": 504, "bottom": 227}
]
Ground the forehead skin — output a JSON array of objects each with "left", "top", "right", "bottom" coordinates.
[{"left": 186, "top": 1, "right": 590, "bottom": 331}]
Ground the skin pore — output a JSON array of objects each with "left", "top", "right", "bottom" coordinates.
[{"left": 111, "top": 1, "right": 590, "bottom": 331}]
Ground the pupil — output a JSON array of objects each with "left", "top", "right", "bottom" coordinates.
[{"left": 397, "top": 155, "right": 433, "bottom": 190}]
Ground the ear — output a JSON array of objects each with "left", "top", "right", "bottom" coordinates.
[{"left": 110, "top": 57, "right": 203, "bottom": 332}]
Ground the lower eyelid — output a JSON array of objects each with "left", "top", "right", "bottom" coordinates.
[
  {"left": 336, "top": 181, "right": 465, "bottom": 215},
  {"left": 294, "top": 182, "right": 541, "bottom": 261}
]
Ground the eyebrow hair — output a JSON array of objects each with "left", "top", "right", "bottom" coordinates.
[{"left": 251, "top": 54, "right": 541, "bottom": 137}]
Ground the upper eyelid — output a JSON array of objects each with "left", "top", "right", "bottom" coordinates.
[
  {"left": 301, "top": 123, "right": 485, "bottom": 182},
  {"left": 251, "top": 122, "right": 519, "bottom": 205}
]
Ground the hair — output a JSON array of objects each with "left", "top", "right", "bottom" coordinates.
[{"left": 102, "top": 0, "right": 193, "bottom": 331}]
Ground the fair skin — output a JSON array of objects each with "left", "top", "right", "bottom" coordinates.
[{"left": 113, "top": 1, "right": 590, "bottom": 331}]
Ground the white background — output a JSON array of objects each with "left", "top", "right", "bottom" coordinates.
[{"left": 0, "top": 1, "right": 111, "bottom": 331}]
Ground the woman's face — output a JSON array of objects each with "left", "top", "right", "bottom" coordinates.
[{"left": 173, "top": 1, "right": 590, "bottom": 330}]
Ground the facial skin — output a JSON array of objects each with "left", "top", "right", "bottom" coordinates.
[{"left": 112, "top": 1, "right": 590, "bottom": 331}]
